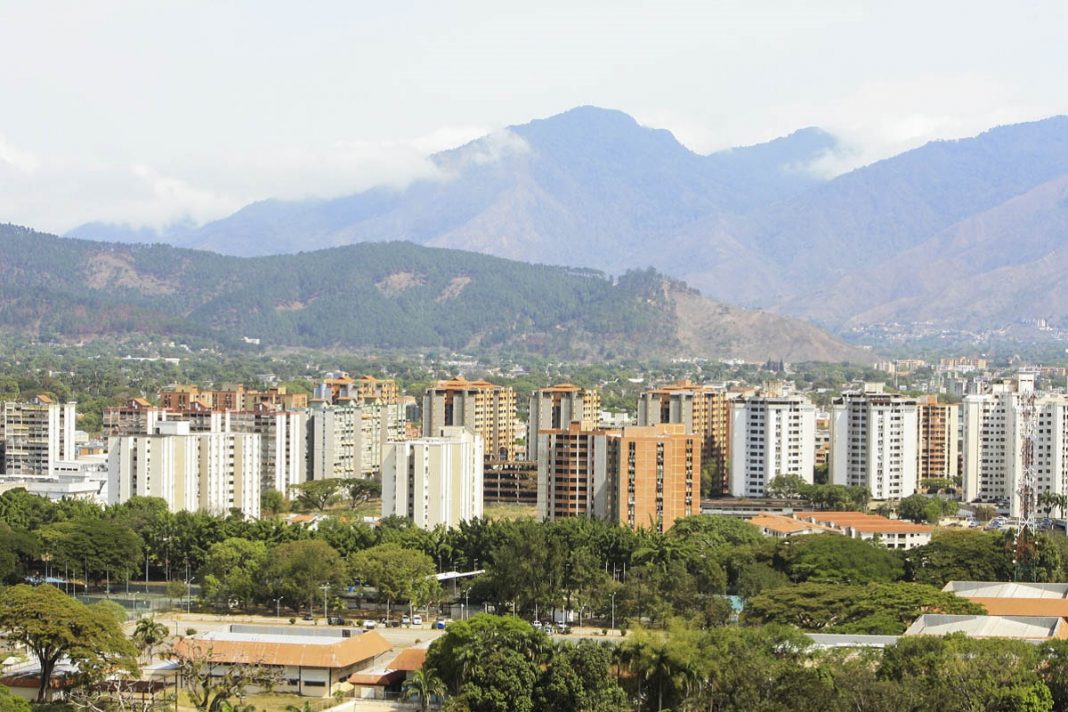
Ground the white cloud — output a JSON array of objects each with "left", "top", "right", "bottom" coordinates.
[
  {"left": 782, "top": 75, "right": 1059, "bottom": 176},
  {"left": 0, "top": 133, "right": 39, "bottom": 173}
]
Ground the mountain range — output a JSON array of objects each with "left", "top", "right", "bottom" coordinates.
[
  {"left": 0, "top": 224, "right": 869, "bottom": 363},
  {"left": 64, "top": 106, "right": 1068, "bottom": 335}
]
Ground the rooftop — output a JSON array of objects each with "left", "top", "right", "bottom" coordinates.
[
  {"left": 905, "top": 614, "right": 1068, "bottom": 640},
  {"left": 943, "top": 581, "right": 1068, "bottom": 599},
  {"left": 173, "top": 629, "right": 391, "bottom": 669}
]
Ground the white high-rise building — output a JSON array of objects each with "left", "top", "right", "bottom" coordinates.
[
  {"left": 0, "top": 396, "right": 76, "bottom": 477},
  {"left": 381, "top": 426, "right": 483, "bottom": 529},
  {"left": 107, "top": 421, "right": 261, "bottom": 518},
  {"left": 307, "top": 402, "right": 403, "bottom": 481},
  {"left": 830, "top": 384, "right": 919, "bottom": 500},
  {"left": 961, "top": 373, "right": 1068, "bottom": 516},
  {"left": 729, "top": 394, "right": 816, "bottom": 497}
]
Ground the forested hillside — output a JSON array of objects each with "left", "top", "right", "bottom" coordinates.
[{"left": 0, "top": 224, "right": 869, "bottom": 362}]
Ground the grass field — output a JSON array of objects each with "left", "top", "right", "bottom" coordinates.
[{"left": 483, "top": 503, "right": 537, "bottom": 521}]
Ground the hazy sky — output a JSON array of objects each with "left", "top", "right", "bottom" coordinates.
[{"left": 1, "top": 1, "right": 1066, "bottom": 233}]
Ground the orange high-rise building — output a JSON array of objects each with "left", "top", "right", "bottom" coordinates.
[
  {"left": 422, "top": 377, "right": 517, "bottom": 461},
  {"left": 637, "top": 380, "right": 729, "bottom": 494},
  {"left": 537, "top": 422, "right": 698, "bottom": 532}
]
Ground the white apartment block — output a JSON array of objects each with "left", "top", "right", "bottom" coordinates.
[
  {"left": 729, "top": 394, "right": 816, "bottom": 497},
  {"left": 307, "top": 402, "right": 402, "bottom": 481},
  {"left": 830, "top": 384, "right": 919, "bottom": 500},
  {"left": 381, "top": 426, "right": 483, "bottom": 529},
  {"left": 0, "top": 396, "right": 76, "bottom": 477},
  {"left": 107, "top": 420, "right": 261, "bottom": 518},
  {"left": 961, "top": 373, "right": 1068, "bottom": 516}
]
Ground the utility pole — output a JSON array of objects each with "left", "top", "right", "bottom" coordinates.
[{"left": 320, "top": 584, "right": 330, "bottom": 621}]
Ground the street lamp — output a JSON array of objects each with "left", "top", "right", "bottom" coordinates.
[
  {"left": 274, "top": 596, "right": 284, "bottom": 618},
  {"left": 463, "top": 589, "right": 470, "bottom": 621},
  {"left": 320, "top": 584, "right": 330, "bottom": 621},
  {"left": 610, "top": 591, "right": 616, "bottom": 632}
]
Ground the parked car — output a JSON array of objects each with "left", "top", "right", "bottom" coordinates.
[
  {"left": 363, "top": 619, "right": 377, "bottom": 629},
  {"left": 532, "top": 620, "right": 542, "bottom": 629},
  {"left": 433, "top": 618, "right": 447, "bottom": 629},
  {"left": 328, "top": 616, "right": 347, "bottom": 625},
  {"left": 302, "top": 613, "right": 314, "bottom": 621},
  {"left": 555, "top": 623, "right": 571, "bottom": 635},
  {"left": 402, "top": 614, "right": 411, "bottom": 625},
  {"left": 412, "top": 614, "right": 423, "bottom": 626}
]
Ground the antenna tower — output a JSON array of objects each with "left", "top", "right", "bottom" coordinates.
[{"left": 1015, "top": 389, "right": 1039, "bottom": 582}]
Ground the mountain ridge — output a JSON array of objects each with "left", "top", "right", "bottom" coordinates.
[{"left": 0, "top": 223, "right": 871, "bottom": 363}]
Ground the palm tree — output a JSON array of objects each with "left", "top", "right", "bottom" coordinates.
[
  {"left": 402, "top": 669, "right": 446, "bottom": 712},
  {"left": 133, "top": 616, "right": 169, "bottom": 663}
]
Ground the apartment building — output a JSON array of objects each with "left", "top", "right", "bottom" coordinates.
[
  {"left": 526, "top": 384, "right": 601, "bottom": 460},
  {"left": 314, "top": 373, "right": 400, "bottom": 406},
  {"left": 159, "top": 384, "right": 307, "bottom": 411},
  {"left": 917, "top": 396, "right": 959, "bottom": 482},
  {"left": 536, "top": 421, "right": 610, "bottom": 521},
  {"left": 537, "top": 422, "right": 698, "bottom": 532},
  {"left": 307, "top": 401, "right": 401, "bottom": 480},
  {"left": 830, "top": 384, "right": 919, "bottom": 500},
  {"left": 0, "top": 396, "right": 77, "bottom": 477},
  {"left": 728, "top": 393, "right": 816, "bottom": 497},
  {"left": 103, "top": 397, "right": 168, "bottom": 437},
  {"left": 961, "top": 373, "right": 1068, "bottom": 516},
  {"left": 107, "top": 420, "right": 261, "bottom": 518},
  {"left": 381, "top": 426, "right": 483, "bottom": 529},
  {"left": 422, "top": 378, "right": 517, "bottom": 461},
  {"left": 637, "top": 380, "right": 730, "bottom": 494}
]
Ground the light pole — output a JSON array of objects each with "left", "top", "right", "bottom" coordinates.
[
  {"left": 610, "top": 591, "right": 616, "bottom": 631},
  {"left": 274, "top": 596, "right": 284, "bottom": 618},
  {"left": 463, "top": 589, "right": 470, "bottom": 621},
  {"left": 320, "top": 584, "right": 330, "bottom": 621}
]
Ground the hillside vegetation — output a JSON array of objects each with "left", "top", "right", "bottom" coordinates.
[{"left": 0, "top": 224, "right": 869, "bottom": 362}]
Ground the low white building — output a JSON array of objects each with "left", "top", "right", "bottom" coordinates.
[
  {"left": 381, "top": 426, "right": 483, "bottom": 529},
  {"left": 170, "top": 625, "right": 391, "bottom": 697}
]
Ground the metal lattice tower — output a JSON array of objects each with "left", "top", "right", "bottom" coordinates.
[{"left": 1015, "top": 390, "right": 1039, "bottom": 582}]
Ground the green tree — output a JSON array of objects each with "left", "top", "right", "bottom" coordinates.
[
  {"left": 767, "top": 474, "right": 807, "bottom": 499},
  {"left": 288, "top": 480, "right": 340, "bottom": 512},
  {"left": 742, "top": 582, "right": 984, "bottom": 634},
  {"left": 260, "top": 489, "right": 287, "bottom": 516},
  {"left": 534, "top": 640, "right": 627, "bottom": 712},
  {"left": 905, "top": 529, "right": 1013, "bottom": 586},
  {"left": 775, "top": 534, "right": 904, "bottom": 584},
  {"left": 0, "top": 685, "right": 30, "bottom": 712},
  {"left": 200, "top": 537, "right": 268, "bottom": 610},
  {"left": 340, "top": 478, "right": 382, "bottom": 509},
  {"left": 39, "top": 517, "right": 144, "bottom": 586},
  {"left": 402, "top": 669, "right": 446, "bottom": 712},
  {"left": 132, "top": 617, "right": 169, "bottom": 663},
  {"left": 258, "top": 539, "right": 344, "bottom": 613},
  {"left": 348, "top": 543, "right": 439, "bottom": 620},
  {"left": 0, "top": 584, "right": 137, "bottom": 701}
]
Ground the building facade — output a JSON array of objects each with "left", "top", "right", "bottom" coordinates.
[
  {"left": 917, "top": 396, "right": 959, "bottom": 482},
  {"left": 314, "top": 373, "right": 400, "bottom": 406},
  {"left": 381, "top": 426, "right": 483, "bottom": 529},
  {"left": 307, "top": 402, "right": 401, "bottom": 480},
  {"left": 637, "top": 381, "right": 730, "bottom": 495},
  {"left": 961, "top": 373, "right": 1068, "bottom": 515},
  {"left": 159, "top": 384, "right": 307, "bottom": 412},
  {"left": 728, "top": 394, "right": 816, "bottom": 498},
  {"left": 527, "top": 384, "right": 601, "bottom": 460},
  {"left": 537, "top": 423, "right": 698, "bottom": 532},
  {"left": 422, "top": 378, "right": 517, "bottom": 461},
  {"left": 107, "top": 420, "right": 261, "bottom": 517},
  {"left": 830, "top": 384, "right": 919, "bottom": 500},
  {"left": 0, "top": 396, "right": 77, "bottom": 477}
]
